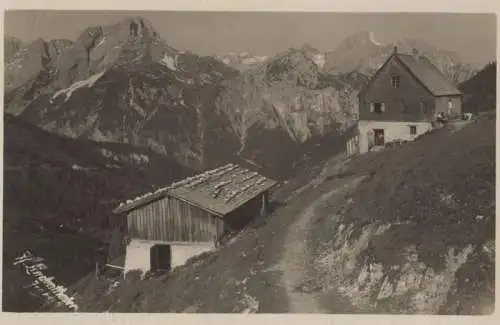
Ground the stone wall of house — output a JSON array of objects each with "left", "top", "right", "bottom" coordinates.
[
  {"left": 358, "top": 120, "right": 433, "bottom": 153},
  {"left": 124, "top": 239, "right": 214, "bottom": 275}
]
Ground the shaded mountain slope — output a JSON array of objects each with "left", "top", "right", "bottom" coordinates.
[
  {"left": 3, "top": 114, "right": 194, "bottom": 312},
  {"left": 459, "top": 61, "right": 497, "bottom": 114},
  {"left": 13, "top": 60, "right": 240, "bottom": 171}
]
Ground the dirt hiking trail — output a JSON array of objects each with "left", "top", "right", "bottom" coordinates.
[{"left": 279, "top": 176, "right": 364, "bottom": 313}]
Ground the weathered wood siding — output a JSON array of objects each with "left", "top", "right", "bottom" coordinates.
[
  {"left": 224, "top": 193, "right": 265, "bottom": 230},
  {"left": 127, "top": 196, "right": 225, "bottom": 242},
  {"left": 346, "top": 135, "right": 360, "bottom": 158},
  {"left": 359, "top": 56, "right": 436, "bottom": 122}
]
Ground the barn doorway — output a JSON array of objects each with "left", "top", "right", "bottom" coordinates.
[
  {"left": 150, "top": 244, "right": 172, "bottom": 272},
  {"left": 373, "top": 129, "right": 385, "bottom": 146}
]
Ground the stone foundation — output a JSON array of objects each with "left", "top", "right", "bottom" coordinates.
[
  {"left": 357, "top": 120, "right": 434, "bottom": 153},
  {"left": 124, "top": 239, "right": 214, "bottom": 275}
]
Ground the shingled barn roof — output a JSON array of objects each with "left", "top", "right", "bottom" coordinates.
[{"left": 113, "top": 163, "right": 278, "bottom": 216}]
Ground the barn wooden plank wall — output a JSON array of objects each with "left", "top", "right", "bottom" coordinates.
[
  {"left": 127, "top": 196, "right": 225, "bottom": 242},
  {"left": 224, "top": 193, "right": 264, "bottom": 230},
  {"left": 346, "top": 135, "right": 360, "bottom": 158}
]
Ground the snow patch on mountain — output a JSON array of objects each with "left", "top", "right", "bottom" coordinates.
[
  {"left": 313, "top": 54, "right": 326, "bottom": 69},
  {"left": 369, "top": 32, "right": 384, "bottom": 46},
  {"left": 94, "top": 37, "right": 106, "bottom": 48},
  {"left": 241, "top": 56, "right": 268, "bottom": 65},
  {"left": 52, "top": 70, "right": 107, "bottom": 102},
  {"left": 217, "top": 52, "right": 269, "bottom": 70},
  {"left": 160, "top": 53, "right": 178, "bottom": 71}
]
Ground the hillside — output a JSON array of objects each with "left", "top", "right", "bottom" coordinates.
[
  {"left": 459, "top": 61, "right": 497, "bottom": 114},
  {"left": 3, "top": 114, "right": 194, "bottom": 311},
  {"left": 45, "top": 110, "right": 494, "bottom": 314},
  {"left": 309, "top": 112, "right": 495, "bottom": 314}
]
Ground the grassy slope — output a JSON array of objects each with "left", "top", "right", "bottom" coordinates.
[
  {"left": 344, "top": 113, "right": 494, "bottom": 269},
  {"left": 3, "top": 114, "right": 193, "bottom": 312},
  {"left": 311, "top": 111, "right": 495, "bottom": 314}
]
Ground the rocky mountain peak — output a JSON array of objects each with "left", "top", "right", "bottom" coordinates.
[
  {"left": 4, "top": 35, "right": 24, "bottom": 60},
  {"left": 264, "top": 47, "right": 321, "bottom": 87},
  {"left": 4, "top": 37, "right": 55, "bottom": 92},
  {"left": 299, "top": 43, "right": 321, "bottom": 55},
  {"left": 76, "top": 26, "right": 104, "bottom": 50}
]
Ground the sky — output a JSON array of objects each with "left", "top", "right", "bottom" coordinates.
[{"left": 3, "top": 11, "right": 497, "bottom": 66}]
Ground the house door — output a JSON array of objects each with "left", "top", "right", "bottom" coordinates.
[
  {"left": 447, "top": 99, "right": 453, "bottom": 116},
  {"left": 150, "top": 244, "right": 172, "bottom": 271},
  {"left": 373, "top": 129, "right": 385, "bottom": 146}
]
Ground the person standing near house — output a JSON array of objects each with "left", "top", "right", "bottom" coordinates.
[
  {"left": 376, "top": 131, "right": 385, "bottom": 146},
  {"left": 447, "top": 99, "right": 454, "bottom": 117}
]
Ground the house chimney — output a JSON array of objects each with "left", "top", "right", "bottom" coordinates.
[
  {"left": 412, "top": 48, "right": 419, "bottom": 59},
  {"left": 393, "top": 46, "right": 398, "bottom": 54}
]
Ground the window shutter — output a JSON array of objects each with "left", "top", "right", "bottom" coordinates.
[
  {"left": 381, "top": 103, "right": 386, "bottom": 112},
  {"left": 370, "top": 103, "right": 374, "bottom": 113}
]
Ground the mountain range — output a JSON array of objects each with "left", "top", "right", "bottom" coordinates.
[
  {"left": 216, "top": 31, "right": 477, "bottom": 84},
  {"left": 4, "top": 18, "right": 479, "bottom": 178}
]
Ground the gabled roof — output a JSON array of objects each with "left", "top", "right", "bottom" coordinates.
[
  {"left": 113, "top": 163, "right": 278, "bottom": 216},
  {"left": 360, "top": 52, "right": 462, "bottom": 97},
  {"left": 395, "top": 54, "right": 462, "bottom": 96}
]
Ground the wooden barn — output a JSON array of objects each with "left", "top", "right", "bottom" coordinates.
[
  {"left": 348, "top": 47, "right": 463, "bottom": 154},
  {"left": 112, "top": 163, "right": 277, "bottom": 274}
]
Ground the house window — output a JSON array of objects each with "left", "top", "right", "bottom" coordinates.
[
  {"left": 391, "top": 75, "right": 400, "bottom": 88},
  {"left": 409, "top": 125, "right": 417, "bottom": 135},
  {"left": 447, "top": 99, "right": 453, "bottom": 115},
  {"left": 371, "top": 102, "right": 385, "bottom": 114}
]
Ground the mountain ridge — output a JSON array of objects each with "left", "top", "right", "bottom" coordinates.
[
  {"left": 4, "top": 17, "right": 363, "bottom": 178},
  {"left": 4, "top": 18, "right": 475, "bottom": 178},
  {"left": 213, "top": 31, "right": 476, "bottom": 84}
]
